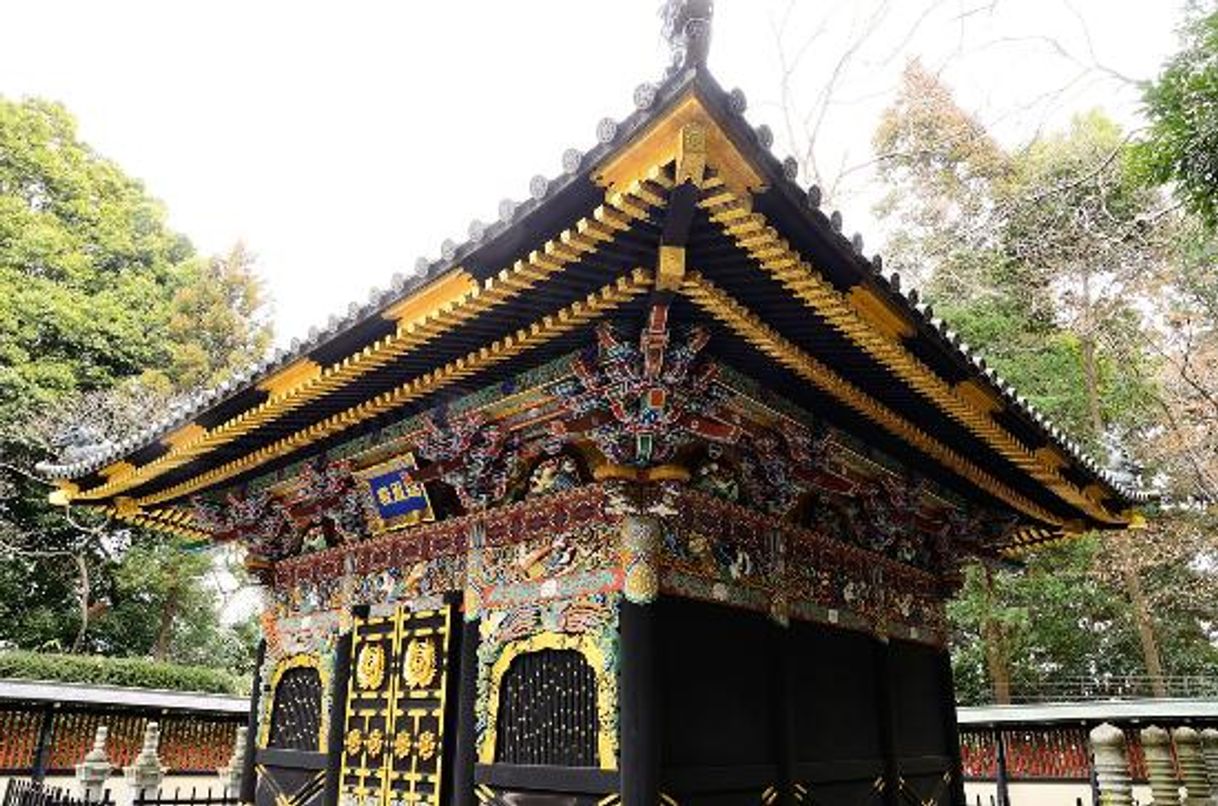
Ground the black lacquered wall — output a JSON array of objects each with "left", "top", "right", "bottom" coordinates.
[{"left": 656, "top": 597, "right": 963, "bottom": 806}]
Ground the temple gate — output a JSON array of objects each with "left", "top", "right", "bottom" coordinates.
[{"left": 41, "top": 4, "right": 1145, "bottom": 805}]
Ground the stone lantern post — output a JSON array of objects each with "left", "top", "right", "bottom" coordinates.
[
  {"left": 1172, "top": 727, "right": 1212, "bottom": 805},
  {"left": 123, "top": 722, "right": 164, "bottom": 802},
  {"left": 218, "top": 727, "right": 248, "bottom": 795},
  {"left": 75, "top": 725, "right": 112, "bottom": 802},
  {"left": 1141, "top": 725, "right": 1182, "bottom": 806},
  {"left": 1090, "top": 723, "right": 1133, "bottom": 806}
]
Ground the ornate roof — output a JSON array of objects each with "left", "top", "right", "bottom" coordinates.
[{"left": 39, "top": 9, "right": 1145, "bottom": 546}]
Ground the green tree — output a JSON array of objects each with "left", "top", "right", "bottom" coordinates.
[
  {"left": 1138, "top": 3, "right": 1218, "bottom": 227},
  {"left": 0, "top": 98, "right": 190, "bottom": 432},
  {"left": 949, "top": 534, "right": 1218, "bottom": 705},
  {"left": 166, "top": 241, "right": 271, "bottom": 392},
  {"left": 0, "top": 96, "right": 268, "bottom": 664},
  {"left": 875, "top": 65, "right": 1215, "bottom": 702}
]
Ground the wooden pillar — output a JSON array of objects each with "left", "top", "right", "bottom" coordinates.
[
  {"left": 31, "top": 703, "right": 55, "bottom": 783},
  {"left": 619, "top": 513, "right": 662, "bottom": 806},
  {"left": 451, "top": 614, "right": 480, "bottom": 806},
  {"left": 620, "top": 601, "right": 659, "bottom": 805},
  {"left": 872, "top": 638, "right": 899, "bottom": 806},
  {"left": 935, "top": 650, "right": 966, "bottom": 805},
  {"left": 322, "top": 624, "right": 354, "bottom": 806},
  {"left": 240, "top": 639, "right": 266, "bottom": 805}
]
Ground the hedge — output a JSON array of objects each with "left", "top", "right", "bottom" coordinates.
[{"left": 0, "top": 651, "right": 248, "bottom": 695}]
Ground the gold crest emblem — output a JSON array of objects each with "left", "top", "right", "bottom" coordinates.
[
  {"left": 364, "top": 728, "right": 384, "bottom": 757},
  {"left": 403, "top": 638, "right": 436, "bottom": 689},
  {"left": 416, "top": 730, "right": 437, "bottom": 761},
  {"left": 355, "top": 643, "right": 386, "bottom": 691},
  {"left": 344, "top": 728, "right": 363, "bottom": 757},
  {"left": 393, "top": 731, "right": 413, "bottom": 759}
]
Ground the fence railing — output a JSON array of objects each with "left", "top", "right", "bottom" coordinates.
[
  {"left": 2, "top": 780, "right": 113, "bottom": 806},
  {"left": 960, "top": 724, "right": 1154, "bottom": 782},
  {"left": 999, "top": 675, "right": 1218, "bottom": 703},
  {"left": 0, "top": 707, "right": 243, "bottom": 777}
]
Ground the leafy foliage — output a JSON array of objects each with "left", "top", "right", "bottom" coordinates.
[
  {"left": 0, "top": 95, "right": 269, "bottom": 667},
  {"left": 875, "top": 63, "right": 1218, "bottom": 702},
  {"left": 166, "top": 242, "right": 271, "bottom": 392},
  {"left": 949, "top": 534, "right": 1218, "bottom": 705},
  {"left": 1137, "top": 4, "right": 1218, "bottom": 227},
  {"left": 0, "top": 98, "right": 190, "bottom": 434}
]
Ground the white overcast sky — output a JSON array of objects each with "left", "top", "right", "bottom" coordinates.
[{"left": 0, "top": 1, "right": 1185, "bottom": 346}]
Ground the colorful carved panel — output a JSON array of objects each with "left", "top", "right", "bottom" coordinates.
[
  {"left": 660, "top": 487, "right": 948, "bottom": 644},
  {"left": 198, "top": 328, "right": 1008, "bottom": 605},
  {"left": 340, "top": 604, "right": 454, "bottom": 806}
]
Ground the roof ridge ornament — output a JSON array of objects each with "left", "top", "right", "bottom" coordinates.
[{"left": 661, "top": 0, "right": 713, "bottom": 75}]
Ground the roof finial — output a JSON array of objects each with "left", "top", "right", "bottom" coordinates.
[{"left": 660, "top": 0, "right": 713, "bottom": 75}]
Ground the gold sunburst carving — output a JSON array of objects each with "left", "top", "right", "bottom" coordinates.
[{"left": 364, "top": 728, "right": 384, "bottom": 757}]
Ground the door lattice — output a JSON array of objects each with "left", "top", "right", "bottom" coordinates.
[{"left": 341, "top": 605, "right": 453, "bottom": 806}]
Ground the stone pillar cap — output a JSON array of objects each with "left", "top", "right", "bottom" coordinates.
[
  {"left": 1141, "top": 724, "right": 1171, "bottom": 742},
  {"left": 1091, "top": 722, "right": 1126, "bottom": 744}
]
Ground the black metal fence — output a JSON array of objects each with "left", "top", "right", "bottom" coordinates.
[
  {"left": 0, "top": 781, "right": 238, "bottom": 806},
  {"left": 131, "top": 786, "right": 237, "bottom": 806},
  {"left": 2, "top": 779, "right": 113, "bottom": 806}
]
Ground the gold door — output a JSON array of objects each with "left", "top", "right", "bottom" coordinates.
[{"left": 341, "top": 604, "right": 453, "bottom": 806}]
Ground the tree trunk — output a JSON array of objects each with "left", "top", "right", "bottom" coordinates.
[
  {"left": 70, "top": 553, "right": 90, "bottom": 653},
  {"left": 1079, "top": 304, "right": 1167, "bottom": 697},
  {"left": 152, "top": 586, "right": 180, "bottom": 660},
  {"left": 1080, "top": 334, "right": 1106, "bottom": 442},
  {"left": 982, "top": 567, "right": 1012, "bottom": 704},
  {"left": 1111, "top": 535, "right": 1168, "bottom": 696}
]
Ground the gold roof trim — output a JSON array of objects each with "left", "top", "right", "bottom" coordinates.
[
  {"left": 110, "top": 504, "right": 209, "bottom": 542},
  {"left": 698, "top": 184, "right": 1127, "bottom": 526},
  {"left": 61, "top": 183, "right": 663, "bottom": 505},
  {"left": 381, "top": 269, "right": 478, "bottom": 328},
  {"left": 953, "top": 380, "right": 1004, "bottom": 415},
  {"left": 681, "top": 271, "right": 1066, "bottom": 527},
  {"left": 258, "top": 359, "right": 323, "bottom": 402},
  {"left": 48, "top": 480, "right": 77, "bottom": 508},
  {"left": 161, "top": 423, "right": 207, "bottom": 449},
  {"left": 846, "top": 286, "right": 916, "bottom": 342},
  {"left": 657, "top": 245, "right": 687, "bottom": 291},
  {"left": 98, "top": 461, "right": 136, "bottom": 484},
  {"left": 133, "top": 269, "right": 654, "bottom": 508},
  {"left": 1034, "top": 445, "right": 1070, "bottom": 470}
]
